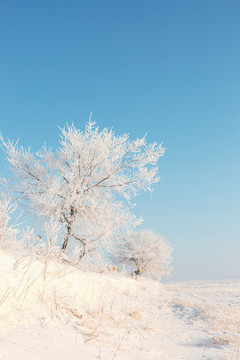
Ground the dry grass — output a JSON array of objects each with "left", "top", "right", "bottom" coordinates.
[
  {"left": 171, "top": 294, "right": 240, "bottom": 360},
  {"left": 0, "top": 249, "right": 161, "bottom": 359},
  {"left": 2, "top": 250, "right": 239, "bottom": 359}
]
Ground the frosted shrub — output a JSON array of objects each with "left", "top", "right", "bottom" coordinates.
[
  {"left": 0, "top": 196, "right": 19, "bottom": 249},
  {"left": 111, "top": 230, "right": 173, "bottom": 279}
]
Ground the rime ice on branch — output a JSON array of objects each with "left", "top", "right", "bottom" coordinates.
[{"left": 0, "top": 121, "right": 165, "bottom": 257}]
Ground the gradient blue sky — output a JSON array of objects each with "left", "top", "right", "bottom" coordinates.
[{"left": 0, "top": 0, "right": 239, "bottom": 280}]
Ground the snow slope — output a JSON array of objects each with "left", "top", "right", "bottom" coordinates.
[{"left": 0, "top": 249, "right": 239, "bottom": 359}]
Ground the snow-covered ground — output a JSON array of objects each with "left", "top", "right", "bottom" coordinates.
[{"left": 0, "top": 249, "right": 239, "bottom": 360}]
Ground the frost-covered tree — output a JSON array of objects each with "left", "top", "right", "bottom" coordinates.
[
  {"left": 0, "top": 121, "right": 164, "bottom": 257},
  {"left": 110, "top": 230, "right": 173, "bottom": 279}
]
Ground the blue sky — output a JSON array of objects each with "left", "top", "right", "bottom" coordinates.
[{"left": 0, "top": 0, "right": 239, "bottom": 280}]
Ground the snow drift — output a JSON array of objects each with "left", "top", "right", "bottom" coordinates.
[
  {"left": 0, "top": 249, "right": 239, "bottom": 360},
  {"left": 0, "top": 248, "right": 162, "bottom": 359}
]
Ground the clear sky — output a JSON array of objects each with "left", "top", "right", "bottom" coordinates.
[{"left": 0, "top": 0, "right": 239, "bottom": 280}]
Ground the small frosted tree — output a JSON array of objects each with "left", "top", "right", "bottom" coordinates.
[
  {"left": 1, "top": 120, "right": 165, "bottom": 258},
  {"left": 111, "top": 230, "right": 173, "bottom": 279}
]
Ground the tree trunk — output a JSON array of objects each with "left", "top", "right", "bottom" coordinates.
[
  {"left": 61, "top": 207, "right": 75, "bottom": 252},
  {"left": 61, "top": 224, "right": 72, "bottom": 252}
]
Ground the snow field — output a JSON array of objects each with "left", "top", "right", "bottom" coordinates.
[
  {"left": 0, "top": 249, "right": 240, "bottom": 359},
  {"left": 167, "top": 281, "right": 240, "bottom": 359}
]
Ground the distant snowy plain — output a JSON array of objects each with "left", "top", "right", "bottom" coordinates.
[{"left": 0, "top": 250, "right": 239, "bottom": 360}]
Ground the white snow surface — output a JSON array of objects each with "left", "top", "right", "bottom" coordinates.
[{"left": 0, "top": 249, "right": 239, "bottom": 360}]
